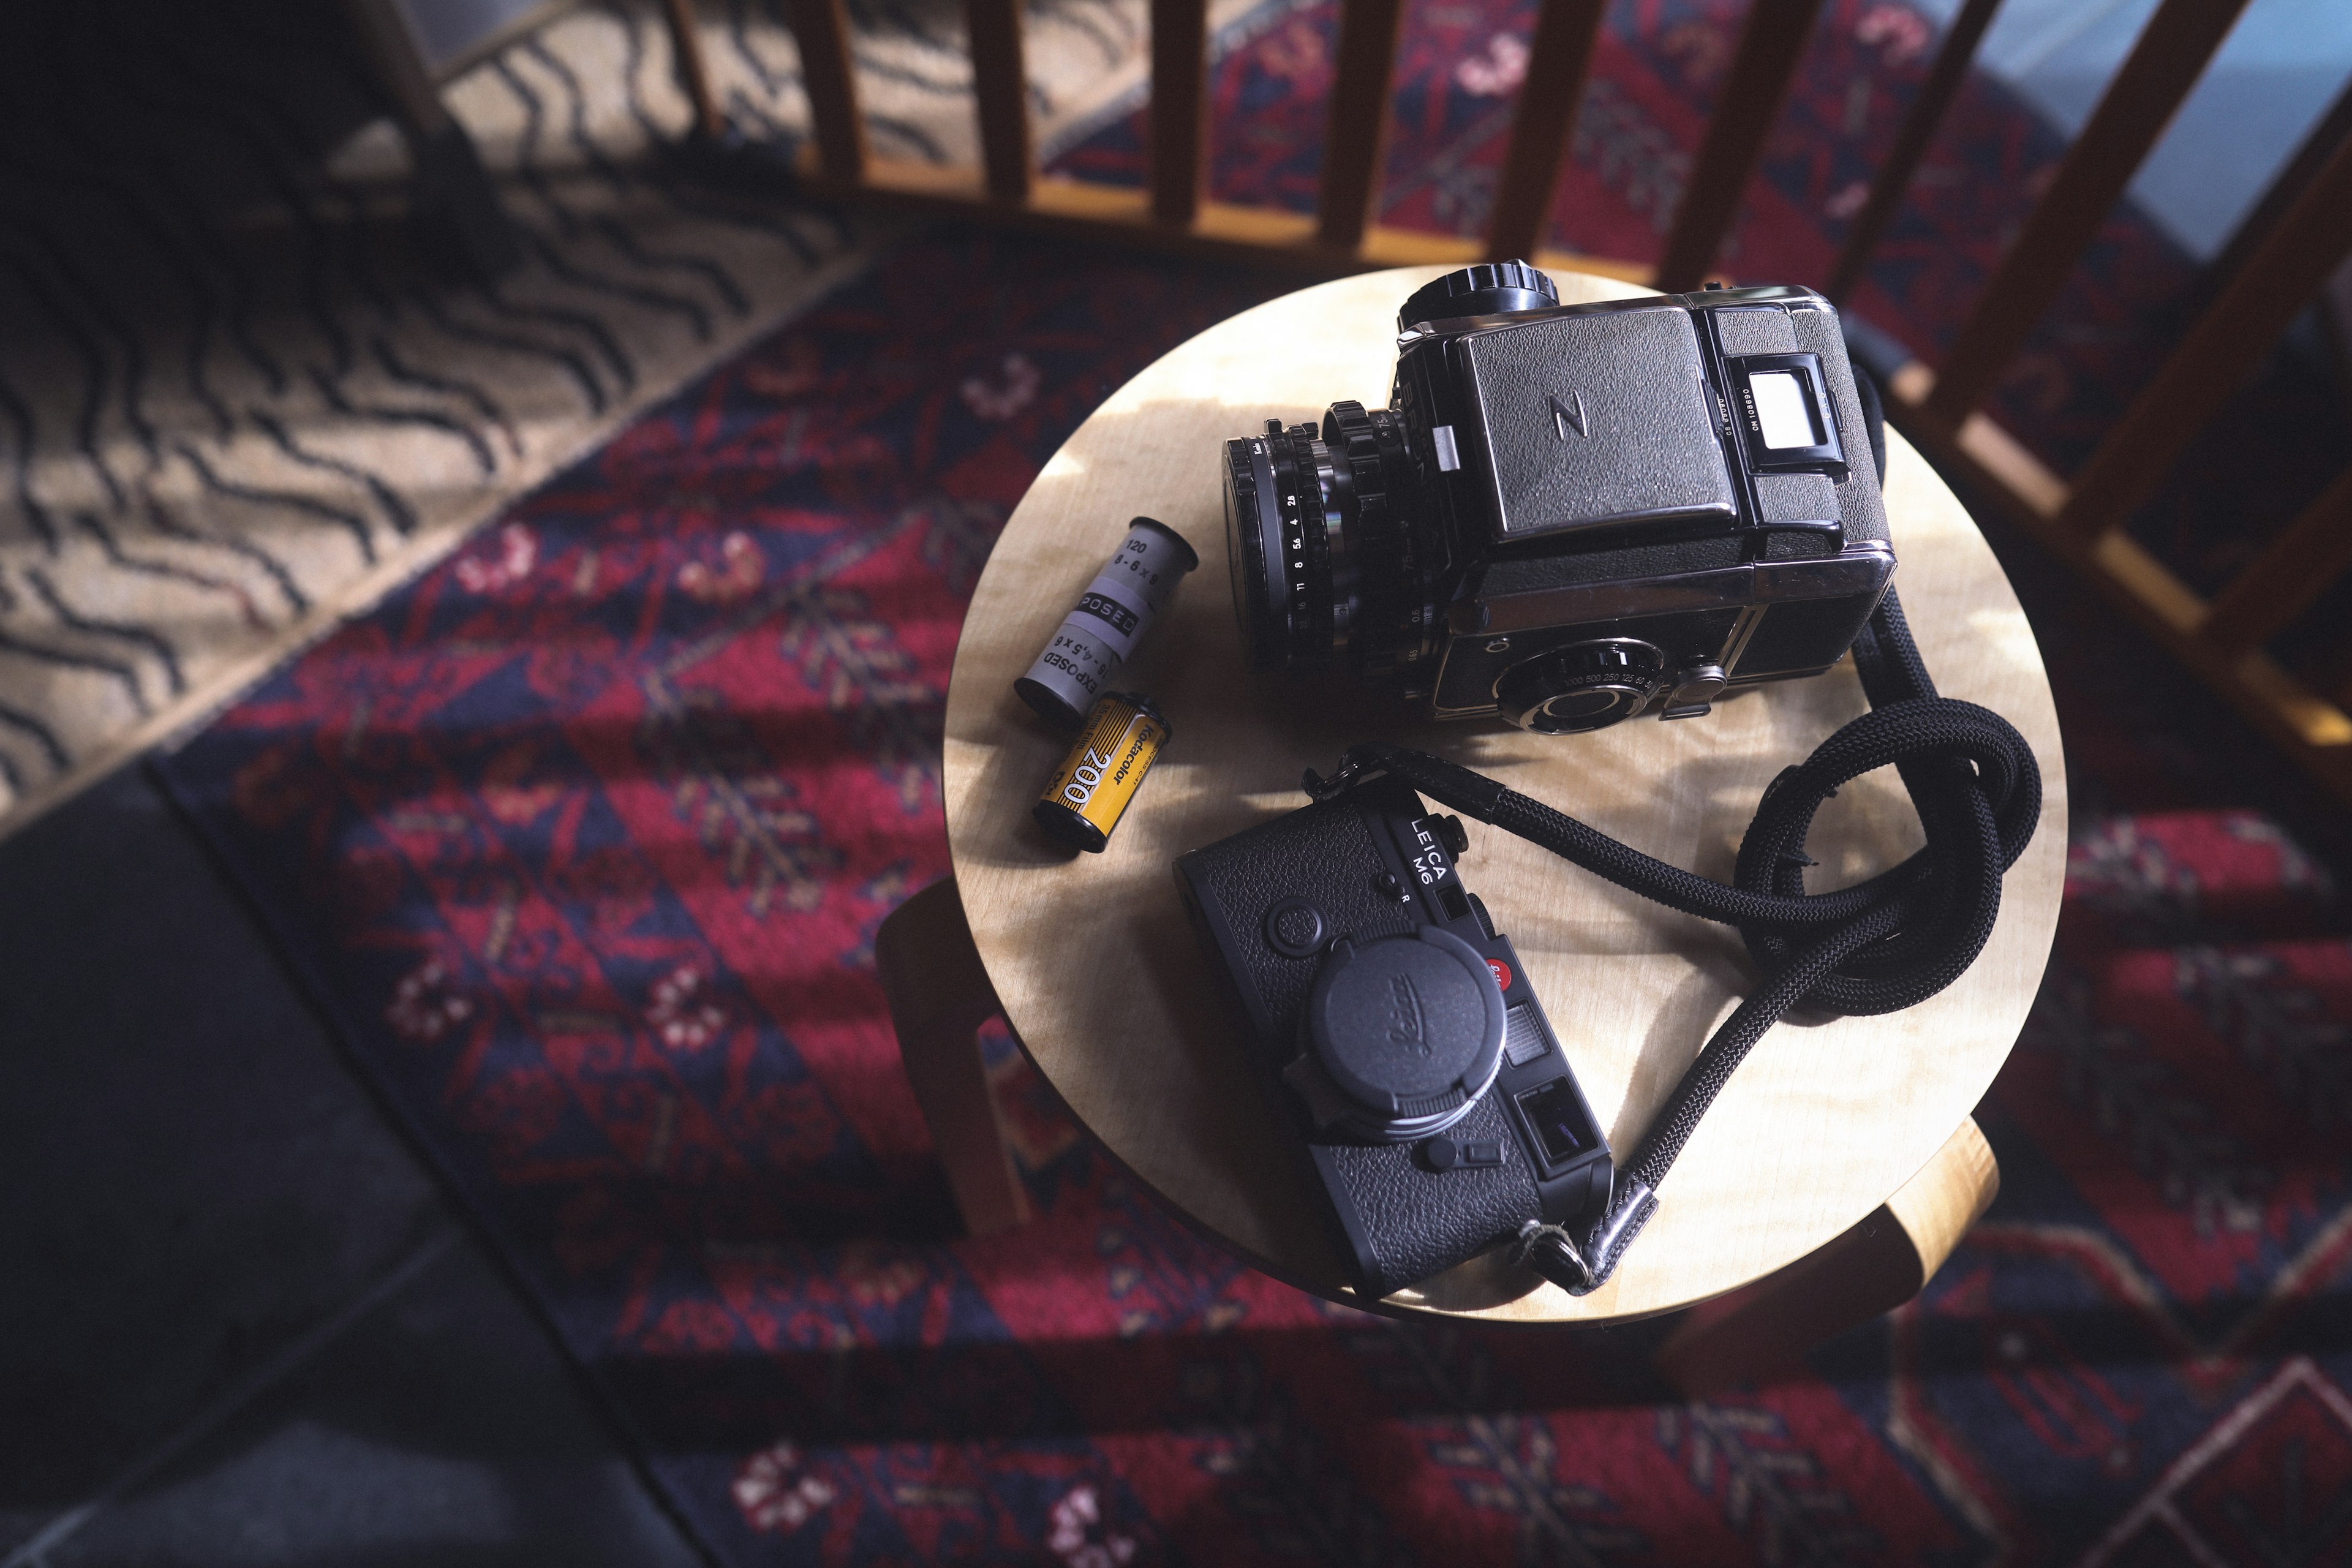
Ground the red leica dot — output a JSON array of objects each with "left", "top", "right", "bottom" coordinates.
[{"left": 1487, "top": 959, "right": 1512, "bottom": 991}]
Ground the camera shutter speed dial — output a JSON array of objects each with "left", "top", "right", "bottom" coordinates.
[{"left": 1494, "top": 638, "right": 1670, "bottom": 734}]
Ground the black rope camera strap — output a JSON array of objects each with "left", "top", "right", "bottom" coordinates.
[{"left": 1302, "top": 589, "right": 2042, "bottom": 1293}]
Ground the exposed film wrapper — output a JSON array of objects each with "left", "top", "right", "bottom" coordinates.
[{"left": 1014, "top": 517, "right": 1199, "bottom": 729}]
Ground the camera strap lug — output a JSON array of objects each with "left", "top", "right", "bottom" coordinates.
[
  {"left": 1512, "top": 1218, "right": 1593, "bottom": 1292},
  {"left": 1570, "top": 1178, "right": 1659, "bottom": 1294},
  {"left": 1310, "top": 743, "right": 1508, "bottom": 823}
]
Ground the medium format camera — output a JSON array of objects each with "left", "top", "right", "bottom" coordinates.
[
  {"left": 1221, "top": 263, "right": 1894, "bottom": 733},
  {"left": 1174, "top": 770, "right": 1613, "bottom": 1295}
]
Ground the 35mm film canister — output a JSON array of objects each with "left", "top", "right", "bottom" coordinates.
[
  {"left": 1033, "top": 693, "right": 1171, "bottom": 854},
  {"left": 1014, "top": 517, "right": 1198, "bottom": 729}
]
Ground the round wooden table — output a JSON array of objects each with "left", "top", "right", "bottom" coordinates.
[{"left": 942, "top": 268, "right": 2066, "bottom": 1323}]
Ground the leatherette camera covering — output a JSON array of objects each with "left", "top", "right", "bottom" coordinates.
[
  {"left": 1463, "top": 306, "right": 1736, "bottom": 539},
  {"left": 1730, "top": 301, "right": 1889, "bottom": 551},
  {"left": 1321, "top": 1093, "right": 1540, "bottom": 1292},
  {"left": 1179, "top": 793, "right": 1415, "bottom": 1041}
]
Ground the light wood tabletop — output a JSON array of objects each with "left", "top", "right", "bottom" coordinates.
[{"left": 942, "top": 267, "right": 2066, "bottom": 1322}]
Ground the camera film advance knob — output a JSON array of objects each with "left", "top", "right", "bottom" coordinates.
[
  {"left": 1494, "top": 638, "right": 1670, "bottom": 734},
  {"left": 1396, "top": 260, "right": 1559, "bottom": 330},
  {"left": 1284, "top": 926, "right": 1507, "bottom": 1142}
]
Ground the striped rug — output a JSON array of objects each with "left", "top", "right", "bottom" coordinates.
[{"left": 0, "top": 0, "right": 1208, "bottom": 840}]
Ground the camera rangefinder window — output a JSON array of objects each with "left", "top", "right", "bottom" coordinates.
[
  {"left": 1749, "top": 370, "right": 1823, "bottom": 450},
  {"left": 1218, "top": 263, "right": 1894, "bottom": 732},
  {"left": 1515, "top": 1077, "right": 1597, "bottom": 1166}
]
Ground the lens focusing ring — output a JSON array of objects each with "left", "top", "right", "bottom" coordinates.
[
  {"left": 1322, "top": 402, "right": 1422, "bottom": 681},
  {"left": 1224, "top": 404, "right": 1427, "bottom": 680},
  {"left": 1313, "top": 438, "right": 1354, "bottom": 660},
  {"left": 1221, "top": 434, "right": 1285, "bottom": 673},
  {"left": 1264, "top": 423, "right": 1334, "bottom": 672}
]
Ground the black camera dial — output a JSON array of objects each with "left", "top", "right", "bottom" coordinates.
[
  {"left": 1283, "top": 926, "right": 1507, "bottom": 1143},
  {"left": 1396, "top": 260, "right": 1559, "bottom": 330},
  {"left": 1494, "top": 639, "right": 1670, "bottom": 734}
]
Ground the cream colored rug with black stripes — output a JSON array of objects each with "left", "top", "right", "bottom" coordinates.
[{"left": 0, "top": 0, "right": 1202, "bottom": 839}]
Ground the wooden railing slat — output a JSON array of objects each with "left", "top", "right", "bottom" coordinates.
[
  {"left": 1149, "top": 0, "right": 1208, "bottom": 225},
  {"left": 1825, "top": 0, "right": 2002, "bottom": 302},
  {"left": 2200, "top": 467, "right": 2352, "bottom": 658},
  {"left": 782, "top": 0, "right": 867, "bottom": 183},
  {"left": 2060, "top": 131, "right": 2352, "bottom": 538},
  {"left": 965, "top": 0, "right": 1032, "bottom": 201},
  {"left": 1484, "top": 0, "right": 1607, "bottom": 262},
  {"left": 1652, "top": 0, "right": 1827, "bottom": 293},
  {"left": 1922, "top": 0, "right": 2252, "bottom": 426},
  {"left": 1316, "top": 0, "right": 1409, "bottom": 252}
]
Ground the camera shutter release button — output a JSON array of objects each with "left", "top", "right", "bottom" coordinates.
[
  {"left": 1264, "top": 897, "right": 1329, "bottom": 958},
  {"left": 1663, "top": 662, "right": 1728, "bottom": 719}
]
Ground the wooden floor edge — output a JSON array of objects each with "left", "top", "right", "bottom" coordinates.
[{"left": 797, "top": 158, "right": 1654, "bottom": 283}]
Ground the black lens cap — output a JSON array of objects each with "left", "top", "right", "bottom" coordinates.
[{"left": 1303, "top": 927, "right": 1505, "bottom": 1118}]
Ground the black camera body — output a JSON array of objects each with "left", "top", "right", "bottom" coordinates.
[
  {"left": 1174, "top": 772, "right": 1612, "bottom": 1295},
  {"left": 1221, "top": 265, "right": 1894, "bottom": 733}
]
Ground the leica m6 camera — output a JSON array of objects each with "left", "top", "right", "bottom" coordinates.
[
  {"left": 1220, "top": 263, "right": 1895, "bottom": 732},
  {"left": 1174, "top": 769, "right": 1613, "bottom": 1295}
]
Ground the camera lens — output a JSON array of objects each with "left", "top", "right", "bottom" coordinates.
[
  {"left": 1221, "top": 403, "right": 1427, "bottom": 680},
  {"left": 1223, "top": 420, "right": 1324, "bottom": 674}
]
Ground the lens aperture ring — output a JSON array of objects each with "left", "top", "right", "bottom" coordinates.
[
  {"left": 1324, "top": 402, "right": 1422, "bottom": 680},
  {"left": 1267, "top": 422, "right": 1335, "bottom": 673}
]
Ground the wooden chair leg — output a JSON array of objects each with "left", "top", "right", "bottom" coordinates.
[
  {"left": 1654, "top": 1117, "right": 1998, "bottom": 1395},
  {"left": 341, "top": 0, "right": 521, "bottom": 278},
  {"left": 876, "top": 877, "right": 1031, "bottom": 1236}
]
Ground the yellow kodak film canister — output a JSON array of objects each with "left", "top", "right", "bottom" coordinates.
[{"left": 1033, "top": 693, "right": 1170, "bottom": 854}]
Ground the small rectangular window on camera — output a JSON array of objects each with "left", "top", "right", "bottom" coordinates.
[
  {"left": 1750, "top": 371, "right": 1823, "bottom": 450},
  {"left": 1516, "top": 1077, "right": 1597, "bottom": 1164},
  {"left": 1503, "top": 1001, "right": 1551, "bottom": 1067}
]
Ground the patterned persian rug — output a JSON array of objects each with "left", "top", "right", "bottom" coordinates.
[
  {"left": 157, "top": 222, "right": 2352, "bottom": 1564},
  {"left": 143, "top": 1, "right": 2352, "bottom": 1564}
]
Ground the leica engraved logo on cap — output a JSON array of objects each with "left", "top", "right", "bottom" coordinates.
[
  {"left": 1388, "top": 973, "right": 1431, "bottom": 1054},
  {"left": 1549, "top": 390, "right": 1589, "bottom": 440}
]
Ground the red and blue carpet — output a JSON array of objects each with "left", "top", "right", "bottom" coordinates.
[{"left": 153, "top": 2, "right": 2352, "bottom": 1564}]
